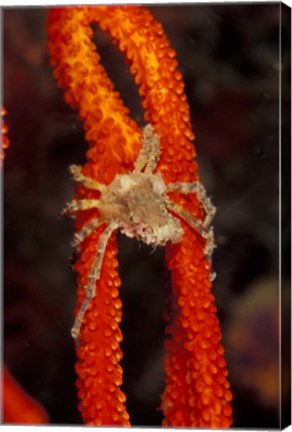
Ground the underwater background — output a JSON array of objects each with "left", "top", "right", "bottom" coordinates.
[{"left": 3, "top": 3, "right": 291, "bottom": 427}]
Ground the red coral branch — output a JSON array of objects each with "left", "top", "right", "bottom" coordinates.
[
  {"left": 47, "top": 5, "right": 233, "bottom": 427},
  {"left": 2, "top": 365, "right": 49, "bottom": 424}
]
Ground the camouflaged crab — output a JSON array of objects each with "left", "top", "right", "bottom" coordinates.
[{"left": 63, "top": 124, "right": 216, "bottom": 342}]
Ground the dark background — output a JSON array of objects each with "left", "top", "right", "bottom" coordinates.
[{"left": 2, "top": 3, "right": 291, "bottom": 428}]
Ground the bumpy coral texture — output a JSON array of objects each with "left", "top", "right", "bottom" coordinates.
[{"left": 47, "top": 6, "right": 233, "bottom": 427}]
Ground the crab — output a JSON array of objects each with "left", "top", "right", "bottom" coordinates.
[{"left": 63, "top": 124, "right": 216, "bottom": 343}]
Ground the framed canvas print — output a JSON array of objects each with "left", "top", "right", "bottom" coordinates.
[{"left": 1, "top": 1, "right": 291, "bottom": 429}]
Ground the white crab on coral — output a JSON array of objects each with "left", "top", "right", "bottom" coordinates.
[{"left": 63, "top": 124, "right": 216, "bottom": 342}]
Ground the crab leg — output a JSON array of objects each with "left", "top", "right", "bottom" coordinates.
[
  {"left": 62, "top": 199, "right": 101, "bottom": 218},
  {"left": 166, "top": 181, "right": 216, "bottom": 228},
  {"left": 69, "top": 165, "right": 105, "bottom": 191},
  {"left": 134, "top": 124, "right": 160, "bottom": 174},
  {"left": 71, "top": 218, "right": 104, "bottom": 249},
  {"left": 71, "top": 222, "right": 118, "bottom": 342},
  {"left": 166, "top": 199, "right": 215, "bottom": 259}
]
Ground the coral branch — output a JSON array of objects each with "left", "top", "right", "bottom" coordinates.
[
  {"left": 2, "top": 365, "right": 49, "bottom": 424},
  {"left": 163, "top": 235, "right": 233, "bottom": 427},
  {"left": 47, "top": 5, "right": 233, "bottom": 427},
  {"left": 47, "top": 7, "right": 141, "bottom": 184}
]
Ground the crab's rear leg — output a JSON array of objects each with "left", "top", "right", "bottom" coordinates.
[
  {"left": 71, "top": 222, "right": 118, "bottom": 344},
  {"left": 166, "top": 181, "right": 216, "bottom": 228},
  {"left": 134, "top": 124, "right": 160, "bottom": 174},
  {"left": 165, "top": 198, "right": 215, "bottom": 260}
]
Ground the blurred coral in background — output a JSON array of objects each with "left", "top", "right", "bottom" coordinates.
[
  {"left": 1, "top": 107, "right": 10, "bottom": 164},
  {"left": 2, "top": 3, "right": 290, "bottom": 427},
  {"left": 2, "top": 365, "right": 49, "bottom": 424}
]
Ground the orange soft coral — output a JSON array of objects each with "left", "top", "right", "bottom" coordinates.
[
  {"left": 47, "top": 5, "right": 233, "bottom": 427},
  {"left": 2, "top": 365, "right": 49, "bottom": 424}
]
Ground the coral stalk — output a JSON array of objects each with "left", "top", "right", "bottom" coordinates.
[
  {"left": 47, "top": 5, "right": 232, "bottom": 427},
  {"left": 2, "top": 365, "right": 49, "bottom": 424}
]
